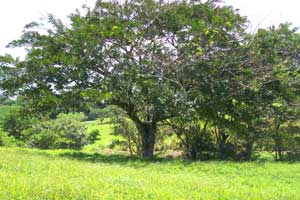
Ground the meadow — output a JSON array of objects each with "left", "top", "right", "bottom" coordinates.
[{"left": 1, "top": 147, "right": 300, "bottom": 200}]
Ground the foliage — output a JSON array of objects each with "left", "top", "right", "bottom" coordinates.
[
  {"left": 0, "top": 95, "right": 15, "bottom": 106},
  {"left": 0, "top": 1, "right": 300, "bottom": 159},
  {"left": 0, "top": 0, "right": 249, "bottom": 158},
  {"left": 1, "top": 108, "right": 37, "bottom": 140},
  {"left": 0, "top": 105, "right": 14, "bottom": 122},
  {"left": 168, "top": 118, "right": 215, "bottom": 159},
  {"left": 86, "top": 105, "right": 115, "bottom": 121},
  {"left": 0, "top": 129, "right": 19, "bottom": 147},
  {"left": 111, "top": 107, "right": 142, "bottom": 156},
  {"left": 23, "top": 113, "right": 99, "bottom": 149}
]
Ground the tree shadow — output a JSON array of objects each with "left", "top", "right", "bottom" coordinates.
[
  {"left": 57, "top": 151, "right": 256, "bottom": 168},
  {"left": 20, "top": 148, "right": 300, "bottom": 166},
  {"left": 280, "top": 152, "right": 300, "bottom": 163},
  {"left": 57, "top": 151, "right": 181, "bottom": 168}
]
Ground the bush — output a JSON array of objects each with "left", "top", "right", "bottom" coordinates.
[
  {"left": 1, "top": 109, "right": 37, "bottom": 140},
  {"left": 24, "top": 113, "right": 99, "bottom": 149},
  {"left": 110, "top": 107, "right": 142, "bottom": 156},
  {"left": 169, "top": 119, "right": 215, "bottom": 160},
  {"left": 0, "top": 129, "right": 19, "bottom": 147},
  {"left": 86, "top": 129, "right": 100, "bottom": 144}
]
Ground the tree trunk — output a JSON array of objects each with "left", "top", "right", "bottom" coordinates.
[
  {"left": 135, "top": 121, "right": 156, "bottom": 158},
  {"left": 126, "top": 134, "right": 133, "bottom": 156},
  {"left": 243, "top": 141, "right": 254, "bottom": 161},
  {"left": 114, "top": 101, "right": 157, "bottom": 158},
  {"left": 275, "top": 139, "right": 282, "bottom": 160},
  {"left": 274, "top": 123, "right": 282, "bottom": 161},
  {"left": 189, "top": 145, "right": 197, "bottom": 160},
  {"left": 278, "top": 147, "right": 282, "bottom": 160},
  {"left": 237, "top": 138, "right": 254, "bottom": 161},
  {"left": 215, "top": 128, "right": 230, "bottom": 159}
]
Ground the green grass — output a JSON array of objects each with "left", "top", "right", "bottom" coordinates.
[{"left": 1, "top": 148, "right": 300, "bottom": 199}]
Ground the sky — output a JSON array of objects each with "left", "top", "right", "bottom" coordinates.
[
  {"left": 225, "top": 0, "right": 300, "bottom": 32},
  {"left": 0, "top": 0, "right": 300, "bottom": 58}
]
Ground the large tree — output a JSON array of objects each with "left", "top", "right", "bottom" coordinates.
[{"left": 1, "top": 0, "right": 248, "bottom": 157}]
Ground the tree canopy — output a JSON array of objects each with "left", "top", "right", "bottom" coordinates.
[{"left": 1, "top": 0, "right": 300, "bottom": 158}]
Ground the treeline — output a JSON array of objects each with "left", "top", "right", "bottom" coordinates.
[{"left": 0, "top": 0, "right": 300, "bottom": 160}]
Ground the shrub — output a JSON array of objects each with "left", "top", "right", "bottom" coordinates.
[
  {"left": 169, "top": 119, "right": 215, "bottom": 160},
  {"left": 110, "top": 107, "right": 142, "bottom": 156},
  {"left": 1, "top": 109, "right": 37, "bottom": 140},
  {"left": 24, "top": 113, "right": 99, "bottom": 149},
  {"left": 86, "top": 129, "right": 100, "bottom": 144},
  {"left": 0, "top": 129, "right": 19, "bottom": 147}
]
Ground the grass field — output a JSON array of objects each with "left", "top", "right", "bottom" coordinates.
[{"left": 1, "top": 148, "right": 300, "bottom": 199}]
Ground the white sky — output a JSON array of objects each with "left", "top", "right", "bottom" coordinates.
[
  {"left": 0, "top": 0, "right": 300, "bottom": 58},
  {"left": 225, "top": 0, "right": 300, "bottom": 32}
]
